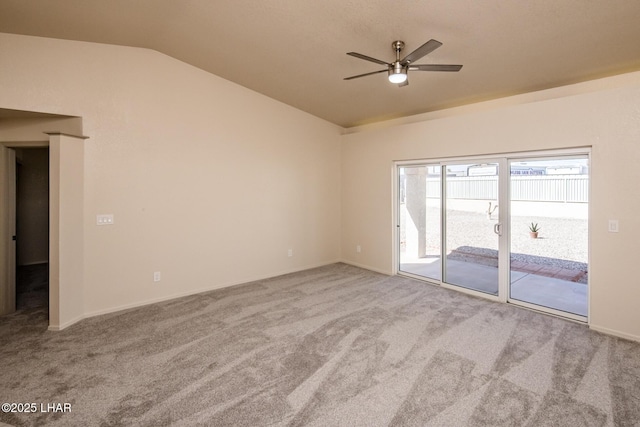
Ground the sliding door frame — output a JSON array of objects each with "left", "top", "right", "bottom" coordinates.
[
  {"left": 439, "top": 157, "right": 508, "bottom": 301},
  {"left": 394, "top": 147, "right": 591, "bottom": 321},
  {"left": 506, "top": 152, "right": 590, "bottom": 322}
]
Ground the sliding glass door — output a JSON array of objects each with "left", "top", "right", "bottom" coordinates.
[
  {"left": 398, "top": 165, "right": 441, "bottom": 281},
  {"left": 508, "top": 156, "right": 589, "bottom": 317},
  {"left": 397, "top": 151, "right": 589, "bottom": 320},
  {"left": 443, "top": 162, "right": 500, "bottom": 295},
  {"left": 399, "top": 160, "right": 503, "bottom": 296}
]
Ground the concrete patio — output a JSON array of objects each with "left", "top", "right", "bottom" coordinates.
[{"left": 399, "top": 257, "right": 587, "bottom": 317}]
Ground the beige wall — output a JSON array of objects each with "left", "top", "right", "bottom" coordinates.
[
  {"left": 0, "top": 33, "right": 342, "bottom": 318},
  {"left": 341, "top": 72, "right": 640, "bottom": 341},
  {"left": 49, "top": 133, "right": 85, "bottom": 328}
]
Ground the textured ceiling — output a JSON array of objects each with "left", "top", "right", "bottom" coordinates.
[{"left": 2, "top": 0, "right": 640, "bottom": 128}]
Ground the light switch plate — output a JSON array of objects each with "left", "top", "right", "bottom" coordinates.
[
  {"left": 608, "top": 219, "right": 619, "bottom": 233},
  {"left": 97, "top": 214, "right": 114, "bottom": 226}
]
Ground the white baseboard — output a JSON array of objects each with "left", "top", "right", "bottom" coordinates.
[
  {"left": 48, "top": 314, "right": 84, "bottom": 331},
  {"left": 589, "top": 324, "right": 640, "bottom": 343},
  {"left": 61, "top": 259, "right": 342, "bottom": 329},
  {"left": 339, "top": 260, "right": 393, "bottom": 276}
]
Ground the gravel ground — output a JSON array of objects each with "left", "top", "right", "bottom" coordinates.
[{"left": 400, "top": 205, "right": 588, "bottom": 270}]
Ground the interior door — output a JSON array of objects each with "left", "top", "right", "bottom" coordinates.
[{"left": 0, "top": 145, "right": 16, "bottom": 315}]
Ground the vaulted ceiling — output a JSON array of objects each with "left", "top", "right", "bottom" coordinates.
[{"left": 2, "top": 0, "right": 640, "bottom": 128}]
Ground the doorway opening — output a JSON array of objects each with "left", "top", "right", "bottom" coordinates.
[
  {"left": 397, "top": 149, "right": 589, "bottom": 321},
  {"left": 1, "top": 109, "right": 85, "bottom": 329},
  {"left": 15, "top": 147, "right": 50, "bottom": 313}
]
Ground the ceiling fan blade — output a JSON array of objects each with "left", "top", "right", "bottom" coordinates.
[
  {"left": 347, "top": 52, "right": 390, "bottom": 66},
  {"left": 400, "top": 39, "right": 442, "bottom": 65},
  {"left": 410, "top": 64, "right": 463, "bottom": 72},
  {"left": 398, "top": 79, "right": 409, "bottom": 88},
  {"left": 344, "top": 69, "right": 388, "bottom": 80}
]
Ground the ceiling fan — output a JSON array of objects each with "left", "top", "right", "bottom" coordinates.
[{"left": 344, "top": 39, "right": 462, "bottom": 87}]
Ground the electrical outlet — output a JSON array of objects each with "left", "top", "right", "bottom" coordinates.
[
  {"left": 608, "top": 220, "right": 619, "bottom": 233},
  {"left": 356, "top": 245, "right": 361, "bottom": 253},
  {"left": 153, "top": 271, "right": 161, "bottom": 282},
  {"left": 288, "top": 249, "right": 293, "bottom": 257}
]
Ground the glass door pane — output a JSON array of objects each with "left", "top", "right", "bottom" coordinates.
[
  {"left": 399, "top": 165, "right": 441, "bottom": 280},
  {"left": 444, "top": 162, "right": 500, "bottom": 295},
  {"left": 509, "top": 157, "right": 589, "bottom": 317}
]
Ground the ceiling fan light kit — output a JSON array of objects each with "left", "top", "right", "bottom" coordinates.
[
  {"left": 388, "top": 61, "right": 408, "bottom": 83},
  {"left": 345, "top": 39, "right": 462, "bottom": 87}
]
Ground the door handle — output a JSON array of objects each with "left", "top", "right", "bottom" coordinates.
[{"left": 493, "top": 223, "right": 502, "bottom": 236}]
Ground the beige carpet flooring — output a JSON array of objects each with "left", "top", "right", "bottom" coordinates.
[{"left": 1, "top": 263, "right": 639, "bottom": 426}]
